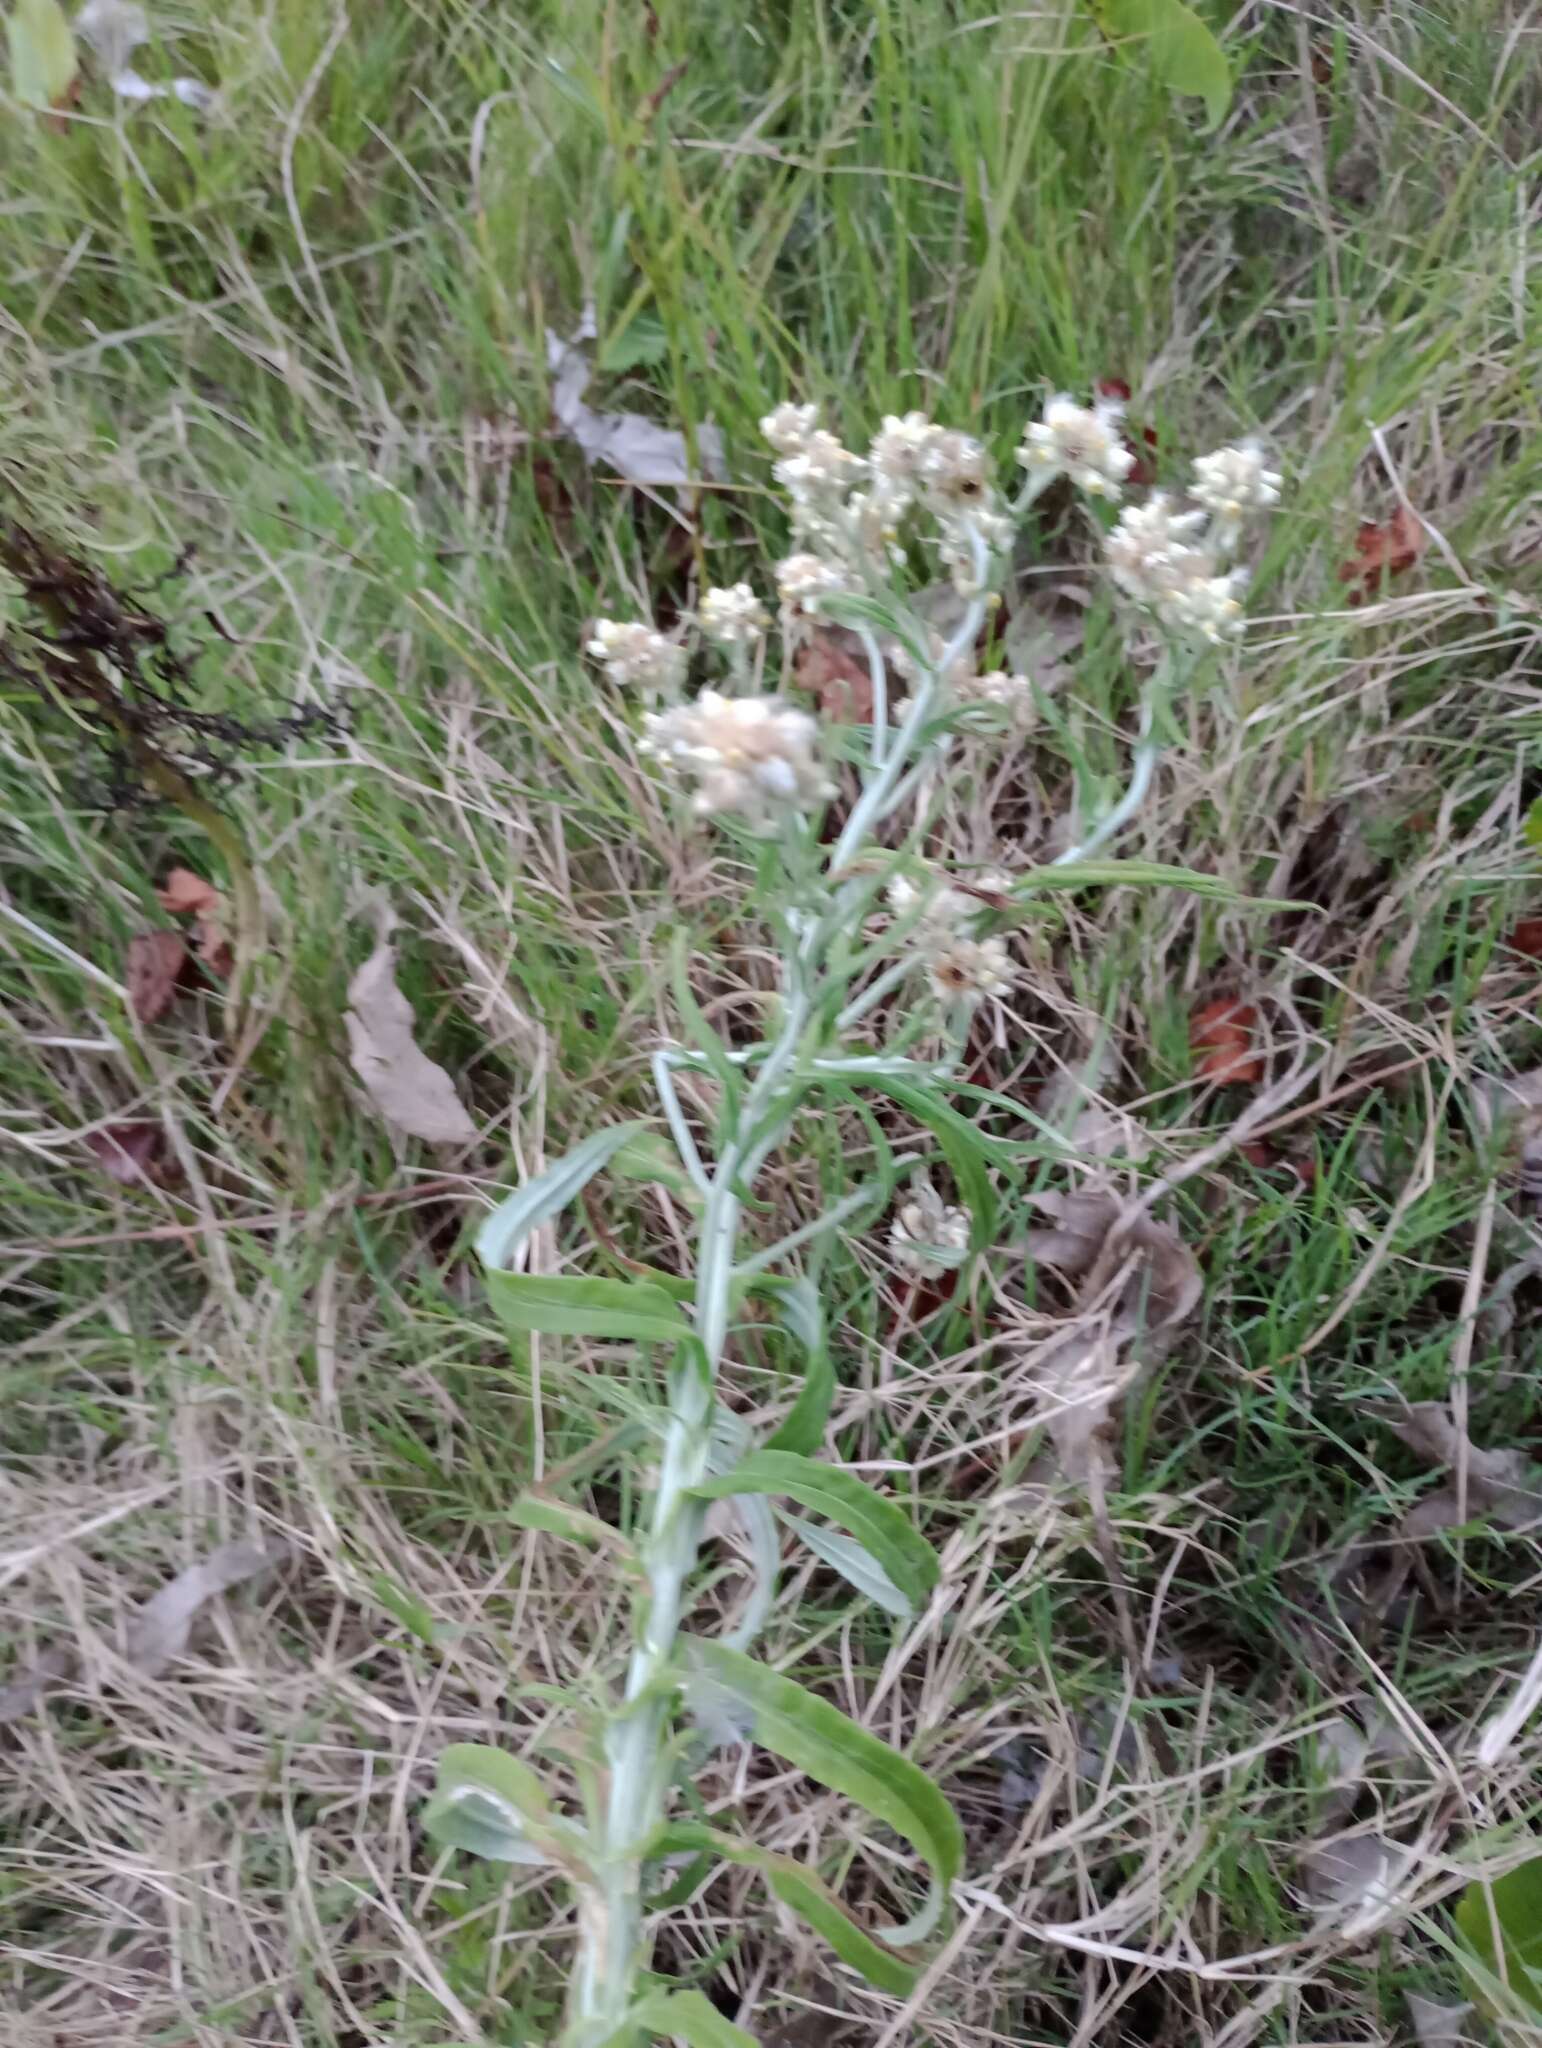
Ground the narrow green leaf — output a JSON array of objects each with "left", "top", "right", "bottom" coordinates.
[
  {"left": 1524, "top": 798, "right": 1542, "bottom": 853},
  {"left": 8, "top": 0, "right": 77, "bottom": 111},
  {"left": 656, "top": 1822, "right": 919, "bottom": 1997},
  {"left": 691, "top": 1640, "right": 961, "bottom": 1945},
  {"left": 486, "top": 1269, "right": 688, "bottom": 1343},
  {"left": 1087, "top": 0, "right": 1231, "bottom": 129},
  {"left": 509, "top": 1493, "right": 630, "bottom": 1553},
  {"left": 858, "top": 1073, "right": 1002, "bottom": 1257},
  {"left": 608, "top": 1128, "right": 706, "bottom": 1212},
  {"left": 785, "top": 1515, "right": 914, "bottom": 1620},
  {"left": 759, "top": 1274, "right": 835, "bottom": 1455},
  {"left": 694, "top": 1450, "right": 936, "bottom": 1612},
  {"left": 476, "top": 1122, "right": 651, "bottom": 1271},
  {"left": 1005, "top": 856, "right": 1295, "bottom": 905},
  {"left": 671, "top": 927, "right": 742, "bottom": 1100},
  {"left": 606, "top": 1988, "right": 757, "bottom": 2047},
  {"left": 1456, "top": 1852, "right": 1542, "bottom": 2020}
]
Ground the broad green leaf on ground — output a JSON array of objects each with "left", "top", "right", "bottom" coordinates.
[
  {"left": 1087, "top": 0, "right": 1231, "bottom": 129},
  {"left": 760, "top": 1274, "right": 835, "bottom": 1455},
  {"left": 1456, "top": 1852, "right": 1542, "bottom": 2019},
  {"left": 424, "top": 1743, "right": 581, "bottom": 1870},
  {"left": 476, "top": 1121, "right": 651, "bottom": 1270},
  {"left": 694, "top": 1450, "right": 937, "bottom": 1613},
  {"left": 1006, "top": 857, "right": 1295, "bottom": 905},
  {"left": 691, "top": 1640, "right": 962, "bottom": 1945},
  {"left": 508, "top": 1492, "right": 633, "bottom": 1553},
  {"left": 486, "top": 1270, "right": 688, "bottom": 1343},
  {"left": 8, "top": 0, "right": 77, "bottom": 110}
]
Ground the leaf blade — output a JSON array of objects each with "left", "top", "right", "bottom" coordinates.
[
  {"left": 476, "top": 1121, "right": 652, "bottom": 1271},
  {"left": 486, "top": 1269, "right": 689, "bottom": 1342},
  {"left": 691, "top": 1640, "right": 961, "bottom": 1945},
  {"left": 694, "top": 1450, "right": 936, "bottom": 1612}
]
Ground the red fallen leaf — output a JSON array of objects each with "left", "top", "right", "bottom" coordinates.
[
  {"left": 794, "top": 624, "right": 876, "bottom": 724},
  {"left": 156, "top": 867, "right": 222, "bottom": 917},
  {"left": 85, "top": 1123, "right": 163, "bottom": 1185},
  {"left": 1239, "top": 1139, "right": 1275, "bottom": 1168},
  {"left": 1505, "top": 918, "right": 1542, "bottom": 959},
  {"left": 1337, "top": 504, "right": 1427, "bottom": 603},
  {"left": 155, "top": 867, "right": 233, "bottom": 979},
  {"left": 126, "top": 930, "right": 191, "bottom": 1024},
  {"left": 1190, "top": 998, "right": 1264, "bottom": 1085}
]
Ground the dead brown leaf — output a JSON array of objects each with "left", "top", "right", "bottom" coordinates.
[
  {"left": 84, "top": 1122, "right": 163, "bottom": 1184},
  {"left": 1338, "top": 504, "right": 1428, "bottom": 603},
  {"left": 1190, "top": 998, "right": 1264, "bottom": 1085},
  {"left": 126, "top": 928, "right": 190, "bottom": 1024},
  {"left": 1367, "top": 1399, "right": 1542, "bottom": 1530},
  {"left": 0, "top": 1538, "right": 285, "bottom": 1724},
  {"left": 345, "top": 923, "right": 478, "bottom": 1146},
  {"left": 155, "top": 866, "right": 233, "bottom": 978},
  {"left": 794, "top": 623, "right": 875, "bottom": 723},
  {"left": 1023, "top": 1190, "right": 1202, "bottom": 1482}
]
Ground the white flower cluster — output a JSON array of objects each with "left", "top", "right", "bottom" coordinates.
[
  {"left": 887, "top": 867, "right": 1017, "bottom": 1006},
  {"left": 761, "top": 403, "right": 1009, "bottom": 600},
  {"left": 952, "top": 667, "right": 1036, "bottom": 734},
  {"left": 640, "top": 690, "right": 834, "bottom": 827},
  {"left": 697, "top": 583, "right": 769, "bottom": 651},
  {"left": 1015, "top": 392, "right": 1281, "bottom": 646},
  {"left": 587, "top": 619, "right": 688, "bottom": 696},
  {"left": 889, "top": 1173, "right": 971, "bottom": 1277},
  {"left": 1017, "top": 393, "right": 1135, "bottom": 499}
]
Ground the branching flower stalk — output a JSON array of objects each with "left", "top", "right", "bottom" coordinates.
[{"left": 433, "top": 394, "right": 1281, "bottom": 2047}]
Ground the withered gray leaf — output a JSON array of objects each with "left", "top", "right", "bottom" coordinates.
[
  {"left": 546, "top": 324, "right": 725, "bottom": 487},
  {"left": 345, "top": 931, "right": 477, "bottom": 1145}
]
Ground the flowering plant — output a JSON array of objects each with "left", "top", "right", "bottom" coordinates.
[{"left": 427, "top": 392, "right": 1279, "bottom": 2045}]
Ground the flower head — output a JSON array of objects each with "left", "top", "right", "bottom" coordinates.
[
  {"left": 760, "top": 402, "right": 821, "bottom": 456},
  {"left": 640, "top": 690, "right": 834, "bottom": 827},
  {"left": 954, "top": 668, "right": 1036, "bottom": 733},
  {"left": 698, "top": 583, "right": 769, "bottom": 652},
  {"left": 890, "top": 1174, "right": 971, "bottom": 1276},
  {"left": 1018, "top": 394, "right": 1136, "bottom": 499},
  {"left": 916, "top": 429, "right": 992, "bottom": 509},
  {"left": 1191, "top": 441, "right": 1281, "bottom": 541},
  {"left": 588, "top": 618, "right": 688, "bottom": 696},
  {"left": 775, "top": 552, "right": 853, "bottom": 608},
  {"left": 926, "top": 933, "right": 1016, "bottom": 1005},
  {"left": 869, "top": 411, "right": 937, "bottom": 485}
]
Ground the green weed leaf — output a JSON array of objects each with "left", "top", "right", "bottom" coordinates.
[
  {"left": 1089, "top": 0, "right": 1232, "bottom": 130},
  {"left": 425, "top": 1744, "right": 572, "bottom": 1867},
  {"left": 8, "top": 0, "right": 76, "bottom": 111},
  {"left": 759, "top": 1274, "right": 835, "bottom": 1455},
  {"left": 1456, "top": 1851, "right": 1542, "bottom": 2020},
  {"left": 690, "top": 1640, "right": 961, "bottom": 1945},
  {"left": 598, "top": 1988, "right": 757, "bottom": 2047},
  {"left": 486, "top": 1270, "right": 689, "bottom": 1343},
  {"left": 784, "top": 1515, "right": 914, "bottom": 1619},
  {"left": 658, "top": 1821, "right": 919, "bottom": 1996},
  {"left": 694, "top": 1450, "right": 936, "bottom": 1615},
  {"left": 476, "top": 1122, "right": 652, "bottom": 1271}
]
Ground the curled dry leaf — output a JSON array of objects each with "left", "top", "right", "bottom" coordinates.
[
  {"left": 1299, "top": 1830, "right": 1406, "bottom": 1926},
  {"left": 155, "top": 865, "right": 233, "bottom": 978},
  {"left": 345, "top": 926, "right": 478, "bottom": 1146},
  {"left": 1190, "top": 998, "right": 1263, "bottom": 1085},
  {"left": 0, "top": 1537, "right": 285, "bottom": 1724},
  {"left": 546, "top": 315, "right": 725, "bottom": 488},
  {"left": 126, "top": 928, "right": 190, "bottom": 1024},
  {"left": 1023, "top": 1190, "right": 1202, "bottom": 1483},
  {"left": 1504, "top": 917, "right": 1542, "bottom": 960},
  {"left": 1338, "top": 504, "right": 1428, "bottom": 603},
  {"left": 1405, "top": 1995, "right": 1477, "bottom": 2048},
  {"left": 84, "top": 1121, "right": 162, "bottom": 1184},
  {"left": 793, "top": 622, "right": 875, "bottom": 723},
  {"left": 1366, "top": 1399, "right": 1542, "bottom": 1532}
]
